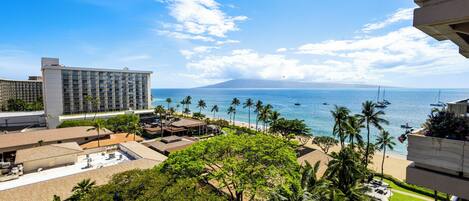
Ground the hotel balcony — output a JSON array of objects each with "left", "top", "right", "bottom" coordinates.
[
  {"left": 414, "top": 0, "right": 469, "bottom": 58},
  {"left": 406, "top": 130, "right": 469, "bottom": 199}
]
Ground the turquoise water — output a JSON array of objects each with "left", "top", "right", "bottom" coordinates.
[{"left": 152, "top": 88, "right": 469, "bottom": 155}]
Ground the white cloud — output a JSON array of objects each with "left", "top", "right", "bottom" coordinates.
[
  {"left": 180, "top": 46, "right": 219, "bottom": 59},
  {"left": 215, "top": 39, "right": 240, "bottom": 45},
  {"left": 157, "top": 30, "right": 215, "bottom": 42},
  {"left": 276, "top": 48, "right": 288, "bottom": 53},
  {"left": 159, "top": 0, "right": 247, "bottom": 41},
  {"left": 362, "top": 8, "right": 414, "bottom": 32}
]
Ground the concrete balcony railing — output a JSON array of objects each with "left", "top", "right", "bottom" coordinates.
[{"left": 407, "top": 130, "right": 469, "bottom": 177}]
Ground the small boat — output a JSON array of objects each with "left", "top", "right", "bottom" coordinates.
[
  {"left": 375, "top": 86, "right": 387, "bottom": 108},
  {"left": 382, "top": 89, "right": 391, "bottom": 105},
  {"left": 322, "top": 102, "right": 329, "bottom": 105},
  {"left": 400, "top": 123, "right": 412, "bottom": 129},
  {"left": 294, "top": 103, "right": 301, "bottom": 106},
  {"left": 430, "top": 90, "right": 446, "bottom": 107}
]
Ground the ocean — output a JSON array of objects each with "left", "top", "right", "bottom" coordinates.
[{"left": 152, "top": 88, "right": 469, "bottom": 155}]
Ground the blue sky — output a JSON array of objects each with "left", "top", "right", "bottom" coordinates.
[{"left": 1, "top": 0, "right": 468, "bottom": 88}]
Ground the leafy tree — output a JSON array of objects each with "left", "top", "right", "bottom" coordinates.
[
  {"left": 331, "top": 106, "right": 351, "bottom": 148},
  {"left": 192, "top": 112, "right": 206, "bottom": 120},
  {"left": 160, "top": 134, "right": 299, "bottom": 201},
  {"left": 254, "top": 100, "right": 263, "bottom": 131},
  {"left": 76, "top": 169, "right": 224, "bottom": 201},
  {"left": 197, "top": 99, "right": 207, "bottom": 113},
  {"left": 375, "top": 130, "right": 396, "bottom": 181},
  {"left": 423, "top": 108, "right": 469, "bottom": 140},
  {"left": 269, "top": 118, "right": 311, "bottom": 140},
  {"left": 356, "top": 101, "right": 389, "bottom": 166},
  {"left": 84, "top": 95, "right": 94, "bottom": 120},
  {"left": 126, "top": 114, "right": 142, "bottom": 141},
  {"left": 87, "top": 119, "right": 106, "bottom": 147},
  {"left": 211, "top": 104, "right": 219, "bottom": 119},
  {"left": 106, "top": 114, "right": 138, "bottom": 133},
  {"left": 312, "top": 136, "right": 338, "bottom": 154},
  {"left": 243, "top": 98, "right": 254, "bottom": 128},
  {"left": 270, "top": 111, "right": 281, "bottom": 125}
]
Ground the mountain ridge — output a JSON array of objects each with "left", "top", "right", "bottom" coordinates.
[{"left": 198, "top": 79, "right": 387, "bottom": 89}]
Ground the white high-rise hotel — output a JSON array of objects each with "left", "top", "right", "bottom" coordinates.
[{"left": 41, "top": 58, "right": 153, "bottom": 128}]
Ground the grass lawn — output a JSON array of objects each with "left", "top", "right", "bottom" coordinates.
[{"left": 390, "top": 192, "right": 426, "bottom": 201}]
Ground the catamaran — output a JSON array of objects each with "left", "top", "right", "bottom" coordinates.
[
  {"left": 430, "top": 90, "right": 446, "bottom": 107},
  {"left": 375, "top": 86, "right": 387, "bottom": 108}
]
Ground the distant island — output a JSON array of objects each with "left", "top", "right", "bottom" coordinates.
[{"left": 199, "top": 79, "right": 381, "bottom": 89}]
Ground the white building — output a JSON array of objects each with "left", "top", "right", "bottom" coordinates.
[{"left": 41, "top": 58, "right": 153, "bottom": 128}]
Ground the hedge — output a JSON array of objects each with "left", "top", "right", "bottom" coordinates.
[
  {"left": 375, "top": 173, "right": 447, "bottom": 200},
  {"left": 57, "top": 120, "right": 95, "bottom": 128}
]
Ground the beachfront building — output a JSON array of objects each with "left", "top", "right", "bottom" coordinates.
[
  {"left": 414, "top": 0, "right": 469, "bottom": 58},
  {"left": 0, "top": 77, "right": 43, "bottom": 111},
  {"left": 144, "top": 136, "right": 197, "bottom": 155},
  {"left": 41, "top": 57, "right": 153, "bottom": 128}
]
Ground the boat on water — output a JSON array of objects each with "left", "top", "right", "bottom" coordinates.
[
  {"left": 382, "top": 88, "right": 391, "bottom": 105},
  {"left": 400, "top": 123, "right": 412, "bottom": 129},
  {"left": 375, "top": 86, "right": 387, "bottom": 108},
  {"left": 322, "top": 102, "right": 329, "bottom": 105},
  {"left": 430, "top": 90, "right": 446, "bottom": 107},
  {"left": 294, "top": 103, "right": 301, "bottom": 106}
]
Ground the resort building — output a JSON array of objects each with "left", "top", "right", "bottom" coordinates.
[
  {"left": 447, "top": 99, "right": 469, "bottom": 116},
  {"left": 144, "top": 136, "right": 197, "bottom": 155},
  {"left": 0, "top": 77, "right": 43, "bottom": 111},
  {"left": 41, "top": 57, "right": 153, "bottom": 128},
  {"left": 414, "top": 0, "right": 469, "bottom": 58}
]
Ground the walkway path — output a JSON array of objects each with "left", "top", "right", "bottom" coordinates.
[{"left": 391, "top": 189, "right": 433, "bottom": 201}]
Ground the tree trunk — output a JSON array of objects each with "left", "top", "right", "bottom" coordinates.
[
  {"left": 97, "top": 130, "right": 100, "bottom": 147},
  {"left": 248, "top": 108, "right": 251, "bottom": 128},
  {"left": 365, "top": 122, "right": 370, "bottom": 166},
  {"left": 233, "top": 112, "right": 236, "bottom": 126},
  {"left": 381, "top": 146, "right": 386, "bottom": 181}
]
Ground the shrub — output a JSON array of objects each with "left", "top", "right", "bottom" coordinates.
[
  {"left": 57, "top": 120, "right": 95, "bottom": 128},
  {"left": 192, "top": 112, "right": 206, "bottom": 120},
  {"left": 423, "top": 109, "right": 469, "bottom": 140}
]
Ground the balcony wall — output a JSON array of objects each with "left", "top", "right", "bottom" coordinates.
[{"left": 407, "top": 133, "right": 469, "bottom": 177}]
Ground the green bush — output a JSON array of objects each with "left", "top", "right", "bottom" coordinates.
[
  {"left": 57, "top": 120, "right": 95, "bottom": 128},
  {"left": 375, "top": 173, "right": 446, "bottom": 200},
  {"left": 423, "top": 109, "right": 469, "bottom": 140}
]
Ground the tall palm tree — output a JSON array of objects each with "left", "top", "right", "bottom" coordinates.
[
  {"left": 227, "top": 106, "right": 236, "bottom": 125},
  {"left": 184, "top": 96, "right": 192, "bottom": 112},
  {"left": 127, "top": 115, "right": 142, "bottom": 141},
  {"left": 154, "top": 105, "right": 166, "bottom": 138},
  {"left": 231, "top": 98, "right": 240, "bottom": 126},
  {"left": 376, "top": 130, "right": 396, "bottom": 181},
  {"left": 165, "top": 98, "right": 172, "bottom": 109},
  {"left": 331, "top": 105, "right": 351, "bottom": 149},
  {"left": 347, "top": 115, "right": 364, "bottom": 149},
  {"left": 179, "top": 100, "right": 185, "bottom": 113},
  {"left": 87, "top": 119, "right": 106, "bottom": 147},
  {"left": 258, "top": 105, "right": 272, "bottom": 133},
  {"left": 269, "top": 110, "right": 281, "bottom": 125},
  {"left": 357, "top": 101, "right": 389, "bottom": 166},
  {"left": 211, "top": 104, "right": 219, "bottom": 119},
  {"left": 91, "top": 97, "right": 100, "bottom": 120},
  {"left": 197, "top": 99, "right": 207, "bottom": 113},
  {"left": 84, "top": 95, "right": 93, "bottom": 120},
  {"left": 254, "top": 100, "right": 263, "bottom": 131},
  {"left": 243, "top": 98, "right": 254, "bottom": 128}
]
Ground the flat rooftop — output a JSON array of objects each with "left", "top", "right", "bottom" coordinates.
[
  {"left": 0, "top": 126, "right": 112, "bottom": 151},
  {"left": 171, "top": 118, "right": 206, "bottom": 128},
  {"left": 0, "top": 149, "right": 132, "bottom": 191},
  {"left": 144, "top": 136, "right": 196, "bottom": 154}
]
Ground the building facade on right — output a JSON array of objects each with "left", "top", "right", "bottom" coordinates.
[
  {"left": 42, "top": 58, "right": 153, "bottom": 128},
  {"left": 408, "top": 1, "right": 469, "bottom": 199}
]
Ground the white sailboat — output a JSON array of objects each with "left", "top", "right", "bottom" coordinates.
[
  {"left": 430, "top": 90, "right": 445, "bottom": 107},
  {"left": 376, "top": 86, "right": 387, "bottom": 108}
]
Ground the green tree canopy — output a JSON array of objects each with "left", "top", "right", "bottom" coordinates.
[
  {"left": 269, "top": 118, "right": 311, "bottom": 140},
  {"left": 159, "top": 134, "right": 300, "bottom": 201},
  {"left": 312, "top": 136, "right": 339, "bottom": 154}
]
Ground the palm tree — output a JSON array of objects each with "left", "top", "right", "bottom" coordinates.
[
  {"left": 211, "top": 104, "right": 219, "bottom": 119},
  {"left": 331, "top": 105, "right": 351, "bottom": 149},
  {"left": 376, "top": 130, "right": 396, "bottom": 181},
  {"left": 347, "top": 115, "right": 364, "bottom": 149},
  {"left": 243, "top": 98, "right": 254, "bottom": 128},
  {"left": 227, "top": 106, "right": 236, "bottom": 125},
  {"left": 84, "top": 95, "right": 93, "bottom": 120},
  {"left": 254, "top": 100, "right": 263, "bottom": 131},
  {"left": 71, "top": 179, "right": 96, "bottom": 199},
  {"left": 231, "top": 98, "right": 240, "bottom": 126},
  {"left": 179, "top": 100, "right": 185, "bottom": 113},
  {"left": 127, "top": 115, "right": 141, "bottom": 141},
  {"left": 269, "top": 110, "right": 281, "bottom": 125},
  {"left": 154, "top": 105, "right": 166, "bottom": 138},
  {"left": 91, "top": 97, "right": 100, "bottom": 120},
  {"left": 165, "top": 98, "right": 172, "bottom": 109},
  {"left": 357, "top": 101, "right": 389, "bottom": 166},
  {"left": 184, "top": 96, "right": 192, "bottom": 112},
  {"left": 258, "top": 104, "right": 272, "bottom": 133},
  {"left": 197, "top": 99, "right": 207, "bottom": 113},
  {"left": 87, "top": 119, "right": 106, "bottom": 147}
]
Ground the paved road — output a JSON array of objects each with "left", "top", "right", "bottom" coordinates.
[{"left": 391, "top": 189, "right": 433, "bottom": 201}]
